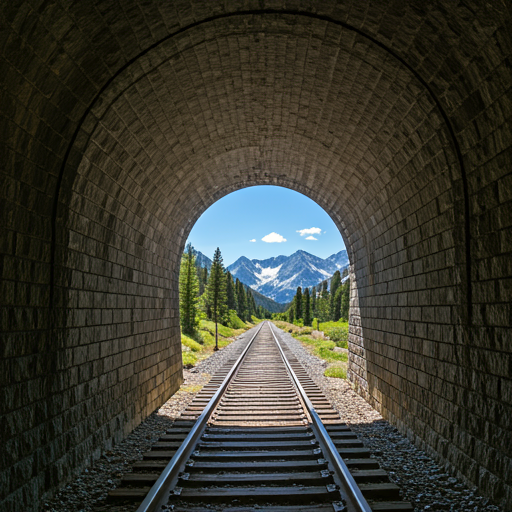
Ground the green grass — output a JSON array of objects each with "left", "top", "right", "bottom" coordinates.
[
  {"left": 317, "top": 346, "right": 348, "bottom": 362},
  {"left": 200, "top": 319, "right": 235, "bottom": 338},
  {"left": 181, "top": 334, "right": 202, "bottom": 352},
  {"left": 227, "top": 310, "right": 246, "bottom": 329},
  {"left": 324, "top": 366, "right": 347, "bottom": 379},
  {"left": 279, "top": 326, "right": 348, "bottom": 379},
  {"left": 316, "top": 320, "right": 349, "bottom": 348},
  {"left": 182, "top": 351, "right": 197, "bottom": 367}
]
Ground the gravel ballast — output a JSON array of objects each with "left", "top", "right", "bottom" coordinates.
[{"left": 42, "top": 326, "right": 504, "bottom": 512}]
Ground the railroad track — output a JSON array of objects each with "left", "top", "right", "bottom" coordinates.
[{"left": 109, "top": 321, "right": 413, "bottom": 511}]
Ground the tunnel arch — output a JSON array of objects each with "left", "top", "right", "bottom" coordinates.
[
  {"left": 51, "top": 6, "right": 471, "bottom": 486},
  {"left": 2, "top": 3, "right": 511, "bottom": 511},
  {"left": 51, "top": 11, "right": 471, "bottom": 317}
]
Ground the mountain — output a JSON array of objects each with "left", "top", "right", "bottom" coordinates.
[
  {"left": 187, "top": 247, "right": 286, "bottom": 313},
  {"left": 189, "top": 246, "right": 212, "bottom": 270},
  {"left": 245, "top": 286, "right": 288, "bottom": 313},
  {"left": 325, "top": 250, "right": 350, "bottom": 270},
  {"left": 227, "top": 250, "right": 349, "bottom": 303}
]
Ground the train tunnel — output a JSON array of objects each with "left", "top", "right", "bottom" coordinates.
[{"left": 1, "top": 1, "right": 511, "bottom": 510}]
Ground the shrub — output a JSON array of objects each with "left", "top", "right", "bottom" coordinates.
[
  {"left": 181, "top": 334, "right": 202, "bottom": 352},
  {"left": 182, "top": 351, "right": 197, "bottom": 367},
  {"left": 227, "top": 310, "right": 246, "bottom": 329},
  {"left": 324, "top": 366, "right": 346, "bottom": 379},
  {"left": 198, "top": 330, "right": 215, "bottom": 346}
]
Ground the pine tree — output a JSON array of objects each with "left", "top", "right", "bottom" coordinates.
[
  {"left": 235, "top": 278, "right": 248, "bottom": 320},
  {"left": 295, "top": 286, "right": 302, "bottom": 321},
  {"left": 206, "top": 248, "right": 228, "bottom": 350},
  {"left": 198, "top": 265, "right": 208, "bottom": 296},
  {"left": 333, "top": 286, "right": 342, "bottom": 321},
  {"left": 329, "top": 270, "right": 342, "bottom": 320},
  {"left": 303, "top": 287, "right": 311, "bottom": 326},
  {"left": 247, "top": 290, "right": 257, "bottom": 319},
  {"left": 288, "top": 301, "right": 295, "bottom": 323},
  {"left": 179, "top": 244, "right": 199, "bottom": 334},
  {"left": 340, "top": 279, "right": 350, "bottom": 320},
  {"left": 311, "top": 288, "right": 317, "bottom": 319},
  {"left": 226, "top": 271, "right": 237, "bottom": 311}
]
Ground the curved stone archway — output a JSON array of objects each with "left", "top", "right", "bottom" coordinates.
[{"left": 1, "top": 3, "right": 510, "bottom": 511}]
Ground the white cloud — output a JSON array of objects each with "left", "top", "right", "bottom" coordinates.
[
  {"left": 249, "top": 239, "right": 256, "bottom": 242},
  {"left": 305, "top": 236, "right": 317, "bottom": 240},
  {"left": 262, "top": 232, "right": 287, "bottom": 243},
  {"left": 297, "top": 227, "right": 322, "bottom": 237}
]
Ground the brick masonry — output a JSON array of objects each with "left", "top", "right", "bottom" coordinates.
[{"left": 1, "top": 2, "right": 511, "bottom": 511}]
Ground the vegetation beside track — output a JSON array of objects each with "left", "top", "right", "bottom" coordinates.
[
  {"left": 181, "top": 316, "right": 263, "bottom": 368},
  {"left": 272, "top": 319, "right": 349, "bottom": 379}
]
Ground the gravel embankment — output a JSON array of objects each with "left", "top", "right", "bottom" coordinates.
[{"left": 42, "top": 325, "right": 504, "bottom": 512}]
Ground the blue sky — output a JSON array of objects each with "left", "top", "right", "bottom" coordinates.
[{"left": 187, "top": 186, "right": 346, "bottom": 266}]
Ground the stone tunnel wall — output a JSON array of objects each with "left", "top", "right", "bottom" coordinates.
[{"left": 0, "top": 2, "right": 511, "bottom": 511}]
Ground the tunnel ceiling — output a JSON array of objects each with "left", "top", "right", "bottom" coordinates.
[
  {"left": 2, "top": 0, "right": 508, "bottom": 279},
  {"left": 55, "top": 7, "right": 471, "bottom": 274},
  {"left": 70, "top": 13, "right": 454, "bottom": 252}
]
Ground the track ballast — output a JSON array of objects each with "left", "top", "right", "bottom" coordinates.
[{"left": 109, "top": 321, "right": 413, "bottom": 512}]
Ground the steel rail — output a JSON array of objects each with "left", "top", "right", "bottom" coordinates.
[
  {"left": 268, "top": 321, "right": 373, "bottom": 512},
  {"left": 135, "top": 321, "right": 265, "bottom": 512}
]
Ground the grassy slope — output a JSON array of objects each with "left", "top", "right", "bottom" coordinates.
[{"left": 181, "top": 313, "right": 261, "bottom": 368}]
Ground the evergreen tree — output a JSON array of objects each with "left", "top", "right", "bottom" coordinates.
[
  {"left": 295, "top": 286, "right": 302, "bottom": 321},
  {"left": 179, "top": 244, "right": 199, "bottom": 334},
  {"left": 288, "top": 302, "right": 295, "bottom": 323},
  {"left": 317, "top": 286, "right": 330, "bottom": 322},
  {"left": 198, "top": 265, "right": 208, "bottom": 296},
  {"left": 303, "top": 287, "right": 311, "bottom": 326},
  {"left": 206, "top": 248, "right": 228, "bottom": 350},
  {"left": 330, "top": 270, "right": 342, "bottom": 320},
  {"left": 235, "top": 278, "right": 248, "bottom": 320},
  {"left": 311, "top": 288, "right": 317, "bottom": 319},
  {"left": 226, "top": 271, "right": 237, "bottom": 311},
  {"left": 247, "top": 291, "right": 257, "bottom": 319},
  {"left": 333, "top": 286, "right": 342, "bottom": 321},
  {"left": 340, "top": 279, "right": 350, "bottom": 320}
]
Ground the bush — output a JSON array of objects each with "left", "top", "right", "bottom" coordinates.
[
  {"left": 300, "top": 326, "right": 313, "bottom": 335},
  {"left": 324, "top": 366, "right": 346, "bottom": 379},
  {"left": 198, "top": 330, "right": 215, "bottom": 346},
  {"left": 227, "top": 310, "right": 246, "bottom": 329},
  {"left": 182, "top": 351, "right": 197, "bottom": 367},
  {"left": 317, "top": 320, "right": 349, "bottom": 348},
  {"left": 181, "top": 334, "right": 202, "bottom": 351}
]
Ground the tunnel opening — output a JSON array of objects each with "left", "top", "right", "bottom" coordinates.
[{"left": 176, "top": 184, "right": 355, "bottom": 373}]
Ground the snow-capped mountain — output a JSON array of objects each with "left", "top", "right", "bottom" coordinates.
[{"left": 227, "top": 250, "right": 349, "bottom": 303}]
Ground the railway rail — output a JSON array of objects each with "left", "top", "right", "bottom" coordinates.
[{"left": 109, "top": 321, "right": 413, "bottom": 511}]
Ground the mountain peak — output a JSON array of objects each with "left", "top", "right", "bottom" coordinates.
[{"left": 227, "top": 250, "right": 348, "bottom": 303}]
